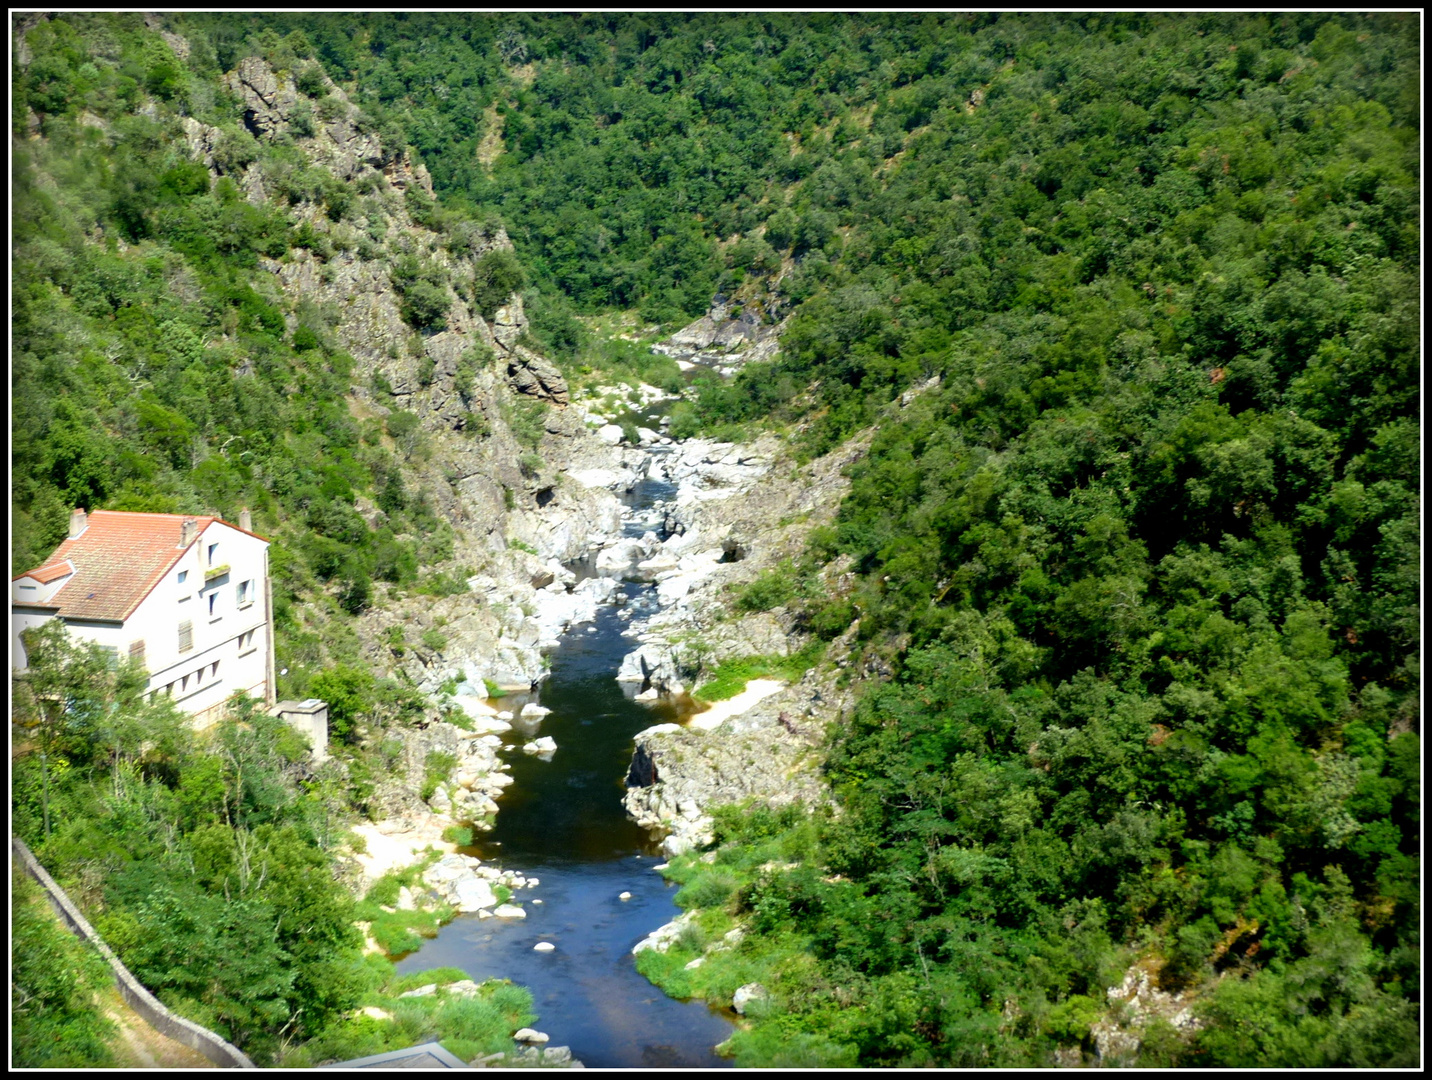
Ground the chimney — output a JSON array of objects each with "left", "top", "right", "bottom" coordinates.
[
  {"left": 180, "top": 518, "right": 198, "bottom": 547},
  {"left": 239, "top": 508, "right": 253, "bottom": 533},
  {"left": 69, "top": 508, "right": 88, "bottom": 538}
]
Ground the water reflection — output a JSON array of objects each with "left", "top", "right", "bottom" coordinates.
[{"left": 396, "top": 586, "right": 734, "bottom": 1068}]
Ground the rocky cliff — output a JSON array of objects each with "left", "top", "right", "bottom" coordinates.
[{"left": 185, "top": 55, "right": 632, "bottom": 697}]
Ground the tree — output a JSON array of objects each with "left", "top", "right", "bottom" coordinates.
[
  {"left": 14, "top": 623, "right": 119, "bottom": 838},
  {"left": 308, "top": 665, "right": 374, "bottom": 743},
  {"left": 471, "top": 249, "right": 527, "bottom": 320}
]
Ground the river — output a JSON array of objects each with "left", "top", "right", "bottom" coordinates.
[{"left": 395, "top": 463, "right": 736, "bottom": 1068}]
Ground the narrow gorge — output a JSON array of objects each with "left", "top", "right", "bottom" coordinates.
[{"left": 13, "top": 13, "right": 1418, "bottom": 1071}]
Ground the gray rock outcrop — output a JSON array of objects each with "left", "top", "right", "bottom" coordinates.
[
  {"left": 508, "top": 346, "right": 569, "bottom": 405},
  {"left": 652, "top": 299, "right": 790, "bottom": 376}
]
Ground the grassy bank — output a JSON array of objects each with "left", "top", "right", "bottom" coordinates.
[{"left": 692, "top": 643, "right": 824, "bottom": 703}]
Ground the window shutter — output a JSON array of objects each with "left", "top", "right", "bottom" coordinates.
[
  {"left": 179, "top": 620, "right": 193, "bottom": 653},
  {"left": 129, "top": 640, "right": 146, "bottom": 669}
]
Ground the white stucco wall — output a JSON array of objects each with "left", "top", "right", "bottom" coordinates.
[
  {"left": 11, "top": 520, "right": 271, "bottom": 727},
  {"left": 139, "top": 521, "right": 271, "bottom": 721}
]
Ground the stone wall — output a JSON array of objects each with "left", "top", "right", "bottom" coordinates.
[{"left": 12, "top": 836, "right": 257, "bottom": 1069}]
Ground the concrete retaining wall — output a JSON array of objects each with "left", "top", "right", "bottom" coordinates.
[{"left": 13, "top": 836, "right": 257, "bottom": 1069}]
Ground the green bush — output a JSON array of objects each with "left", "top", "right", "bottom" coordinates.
[
  {"left": 676, "top": 870, "right": 740, "bottom": 911},
  {"left": 504, "top": 395, "right": 548, "bottom": 451},
  {"left": 399, "top": 279, "right": 450, "bottom": 331},
  {"left": 471, "top": 249, "right": 526, "bottom": 320},
  {"left": 737, "top": 568, "right": 797, "bottom": 612},
  {"left": 415, "top": 570, "right": 470, "bottom": 597},
  {"left": 295, "top": 63, "right": 327, "bottom": 97},
  {"left": 12, "top": 871, "right": 117, "bottom": 1067},
  {"left": 421, "top": 750, "right": 457, "bottom": 802},
  {"left": 441, "top": 825, "right": 474, "bottom": 846}
]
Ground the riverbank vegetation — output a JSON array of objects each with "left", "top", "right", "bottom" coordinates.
[{"left": 10, "top": 624, "right": 525, "bottom": 1065}]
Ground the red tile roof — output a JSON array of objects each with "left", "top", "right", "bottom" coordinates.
[
  {"left": 24, "top": 561, "right": 75, "bottom": 585},
  {"left": 14, "top": 512, "right": 263, "bottom": 623}
]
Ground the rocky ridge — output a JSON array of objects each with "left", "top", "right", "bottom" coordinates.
[
  {"left": 186, "top": 55, "right": 641, "bottom": 698},
  {"left": 651, "top": 298, "right": 790, "bottom": 377},
  {"left": 600, "top": 432, "right": 871, "bottom": 856}
]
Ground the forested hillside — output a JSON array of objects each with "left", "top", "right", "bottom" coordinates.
[{"left": 11, "top": 11, "right": 1420, "bottom": 1069}]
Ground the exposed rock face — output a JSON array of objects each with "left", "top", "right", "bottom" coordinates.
[
  {"left": 623, "top": 712, "right": 829, "bottom": 857},
  {"left": 508, "top": 345, "right": 569, "bottom": 405},
  {"left": 225, "top": 56, "right": 303, "bottom": 140},
  {"left": 1089, "top": 962, "right": 1205, "bottom": 1066},
  {"left": 216, "top": 54, "right": 567, "bottom": 421},
  {"left": 608, "top": 428, "right": 870, "bottom": 855},
  {"left": 396, "top": 720, "right": 512, "bottom": 831},
  {"left": 652, "top": 299, "right": 790, "bottom": 376},
  {"left": 188, "top": 55, "right": 642, "bottom": 697},
  {"left": 179, "top": 115, "right": 220, "bottom": 167}
]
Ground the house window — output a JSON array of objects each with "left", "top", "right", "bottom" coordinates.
[
  {"left": 211, "top": 661, "right": 220, "bottom": 678},
  {"left": 207, "top": 542, "right": 219, "bottom": 566},
  {"left": 208, "top": 591, "right": 219, "bottom": 618},
  {"left": 99, "top": 645, "right": 119, "bottom": 669},
  {"left": 239, "top": 630, "right": 257, "bottom": 655},
  {"left": 237, "top": 579, "right": 255, "bottom": 607},
  {"left": 178, "top": 570, "right": 188, "bottom": 584},
  {"left": 178, "top": 620, "right": 193, "bottom": 653},
  {"left": 182, "top": 673, "right": 190, "bottom": 692}
]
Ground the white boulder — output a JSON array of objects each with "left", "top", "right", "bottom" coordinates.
[
  {"left": 451, "top": 877, "right": 498, "bottom": 913},
  {"left": 733, "top": 983, "right": 769, "bottom": 1015}
]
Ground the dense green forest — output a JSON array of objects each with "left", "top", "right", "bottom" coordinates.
[
  {"left": 11, "top": 623, "right": 537, "bottom": 1067},
  {"left": 11, "top": 11, "right": 1420, "bottom": 1068}
]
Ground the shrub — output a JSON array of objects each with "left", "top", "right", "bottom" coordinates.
[
  {"left": 738, "top": 566, "right": 797, "bottom": 612},
  {"left": 441, "top": 825, "right": 474, "bottom": 846},
  {"left": 667, "top": 400, "right": 701, "bottom": 440},
  {"left": 471, "top": 249, "right": 526, "bottom": 320},
  {"left": 504, "top": 395, "right": 548, "bottom": 450},
  {"left": 676, "top": 871, "right": 740, "bottom": 911},
  {"left": 296, "top": 63, "right": 327, "bottom": 97},
  {"left": 421, "top": 751, "right": 457, "bottom": 802},
  {"left": 414, "top": 570, "right": 470, "bottom": 597},
  {"left": 309, "top": 665, "right": 374, "bottom": 742},
  {"left": 399, "top": 279, "right": 450, "bottom": 331}
]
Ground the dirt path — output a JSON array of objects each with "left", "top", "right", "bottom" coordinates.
[{"left": 100, "top": 986, "right": 218, "bottom": 1069}]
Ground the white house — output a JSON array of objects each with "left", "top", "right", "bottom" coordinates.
[{"left": 11, "top": 508, "right": 275, "bottom": 729}]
